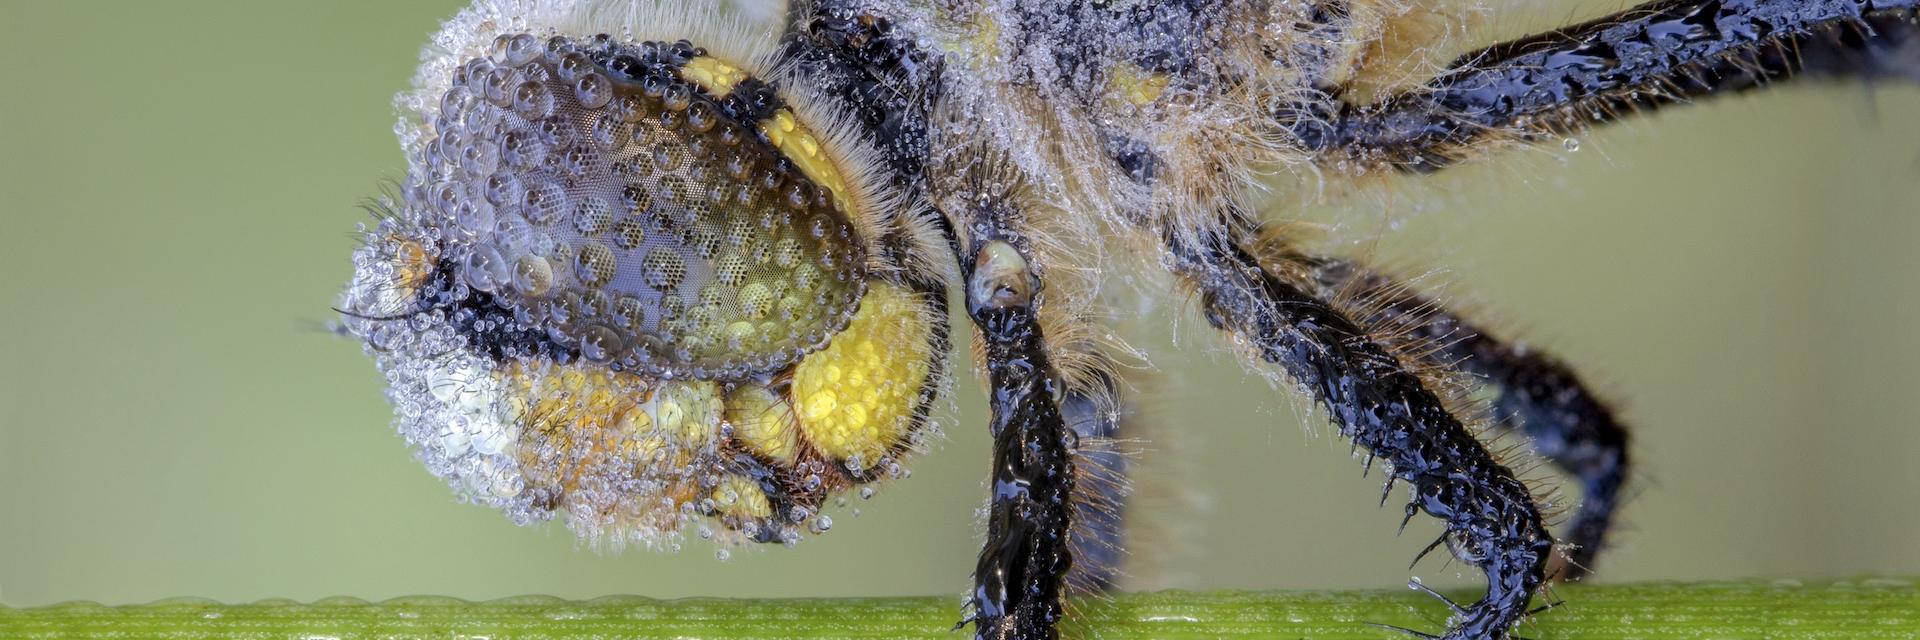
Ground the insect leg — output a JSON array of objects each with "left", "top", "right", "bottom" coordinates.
[
  {"left": 1288, "top": 0, "right": 1920, "bottom": 171},
  {"left": 963, "top": 234, "right": 1075, "bottom": 640},
  {"left": 1299, "top": 253, "right": 1630, "bottom": 582},
  {"left": 1164, "top": 226, "right": 1551, "bottom": 640}
]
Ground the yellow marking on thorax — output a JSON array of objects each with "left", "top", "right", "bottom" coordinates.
[
  {"left": 929, "top": 11, "right": 1002, "bottom": 72},
  {"left": 679, "top": 56, "right": 750, "bottom": 96},
  {"left": 791, "top": 282, "right": 934, "bottom": 466},
  {"left": 1109, "top": 63, "right": 1171, "bottom": 107},
  {"left": 758, "top": 109, "right": 859, "bottom": 218},
  {"left": 970, "top": 15, "right": 1002, "bottom": 62}
]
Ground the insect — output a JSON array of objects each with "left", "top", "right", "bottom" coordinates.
[{"left": 335, "top": 0, "right": 1919, "bottom": 638}]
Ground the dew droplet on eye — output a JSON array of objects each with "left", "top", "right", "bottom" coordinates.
[
  {"left": 487, "top": 66, "right": 523, "bottom": 107},
  {"left": 504, "top": 33, "right": 541, "bottom": 66},
  {"left": 512, "top": 254, "right": 555, "bottom": 297},
  {"left": 574, "top": 72, "right": 613, "bottom": 109},
  {"left": 584, "top": 117, "right": 619, "bottom": 151},
  {"left": 512, "top": 81, "right": 554, "bottom": 119},
  {"left": 484, "top": 172, "right": 522, "bottom": 207},
  {"left": 462, "top": 245, "right": 509, "bottom": 292},
  {"left": 686, "top": 102, "right": 716, "bottom": 133},
  {"left": 440, "top": 85, "right": 473, "bottom": 118},
  {"left": 577, "top": 323, "right": 623, "bottom": 362},
  {"left": 459, "top": 139, "right": 497, "bottom": 178},
  {"left": 663, "top": 83, "right": 692, "bottom": 111},
  {"left": 456, "top": 197, "right": 497, "bottom": 235},
  {"left": 561, "top": 144, "right": 597, "bottom": 177},
  {"left": 571, "top": 196, "right": 613, "bottom": 235},
  {"left": 522, "top": 181, "right": 568, "bottom": 225},
  {"left": 556, "top": 52, "right": 591, "bottom": 82}
]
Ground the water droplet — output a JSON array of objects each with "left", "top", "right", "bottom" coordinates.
[
  {"left": 572, "top": 196, "right": 613, "bottom": 235},
  {"left": 484, "top": 68, "right": 523, "bottom": 107},
  {"left": 575, "top": 241, "right": 617, "bottom": 286},
  {"left": 513, "top": 254, "right": 555, "bottom": 297},
  {"left": 512, "top": 81, "right": 553, "bottom": 119},
  {"left": 575, "top": 73, "right": 613, "bottom": 109},
  {"left": 1562, "top": 137, "right": 1581, "bottom": 152},
  {"left": 523, "top": 181, "right": 568, "bottom": 225},
  {"left": 557, "top": 52, "right": 591, "bottom": 82},
  {"left": 578, "top": 323, "right": 622, "bottom": 361},
  {"left": 590, "top": 114, "right": 628, "bottom": 150},
  {"left": 687, "top": 102, "right": 716, "bottom": 133},
  {"left": 504, "top": 33, "right": 541, "bottom": 66},
  {"left": 455, "top": 199, "right": 497, "bottom": 236}
]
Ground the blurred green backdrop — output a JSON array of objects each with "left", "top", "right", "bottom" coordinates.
[{"left": 3, "top": 0, "right": 1918, "bottom": 608}]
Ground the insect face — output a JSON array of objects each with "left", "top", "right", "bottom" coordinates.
[{"left": 340, "top": 27, "right": 945, "bottom": 549}]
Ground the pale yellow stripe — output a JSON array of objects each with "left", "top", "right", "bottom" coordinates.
[
  {"left": 678, "top": 56, "right": 750, "bottom": 96},
  {"left": 757, "top": 109, "right": 858, "bottom": 218}
]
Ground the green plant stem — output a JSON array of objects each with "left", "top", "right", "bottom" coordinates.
[{"left": 3, "top": 579, "right": 1915, "bottom": 639}]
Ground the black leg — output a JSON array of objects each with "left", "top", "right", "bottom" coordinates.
[
  {"left": 1284, "top": 0, "right": 1920, "bottom": 171},
  {"left": 963, "top": 235, "right": 1076, "bottom": 640},
  {"left": 1302, "top": 254, "right": 1630, "bottom": 582},
  {"left": 1165, "top": 227, "right": 1551, "bottom": 640}
]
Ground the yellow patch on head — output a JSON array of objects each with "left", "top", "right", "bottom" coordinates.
[
  {"left": 498, "top": 364, "right": 653, "bottom": 498},
  {"left": 514, "top": 366, "right": 648, "bottom": 439},
  {"left": 390, "top": 238, "right": 433, "bottom": 291},
  {"left": 725, "top": 384, "right": 800, "bottom": 464},
  {"left": 647, "top": 380, "right": 721, "bottom": 446},
  {"left": 791, "top": 283, "right": 934, "bottom": 468},
  {"left": 497, "top": 364, "right": 721, "bottom": 529},
  {"left": 758, "top": 109, "right": 857, "bottom": 218},
  {"left": 679, "top": 56, "right": 749, "bottom": 96},
  {"left": 713, "top": 475, "right": 773, "bottom": 520}
]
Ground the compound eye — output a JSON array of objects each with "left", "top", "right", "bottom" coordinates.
[{"left": 418, "top": 37, "right": 867, "bottom": 379}]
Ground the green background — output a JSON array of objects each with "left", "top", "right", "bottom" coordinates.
[{"left": 3, "top": 0, "right": 1918, "bottom": 608}]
